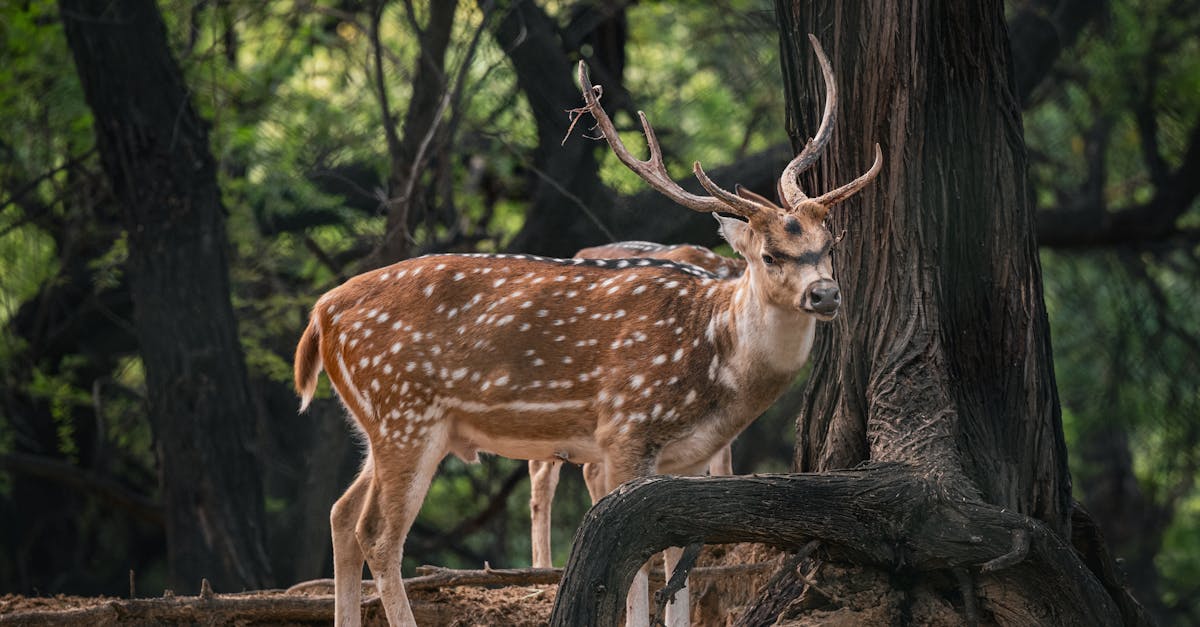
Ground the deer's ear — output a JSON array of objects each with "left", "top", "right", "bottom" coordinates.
[{"left": 713, "top": 213, "right": 753, "bottom": 255}]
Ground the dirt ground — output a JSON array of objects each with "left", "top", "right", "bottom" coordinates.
[
  {"left": 0, "top": 584, "right": 556, "bottom": 626},
  {"left": 0, "top": 548, "right": 759, "bottom": 626},
  {"left": 4, "top": 543, "right": 954, "bottom": 626}
]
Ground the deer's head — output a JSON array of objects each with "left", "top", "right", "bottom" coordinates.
[{"left": 576, "top": 35, "right": 880, "bottom": 320}]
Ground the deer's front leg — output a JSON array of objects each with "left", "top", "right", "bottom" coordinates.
[{"left": 528, "top": 459, "right": 562, "bottom": 568}]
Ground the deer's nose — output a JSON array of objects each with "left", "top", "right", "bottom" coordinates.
[{"left": 805, "top": 281, "right": 840, "bottom": 315}]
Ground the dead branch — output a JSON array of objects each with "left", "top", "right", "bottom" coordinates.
[
  {"left": 0, "top": 452, "right": 162, "bottom": 526},
  {"left": 1, "top": 561, "right": 784, "bottom": 625},
  {"left": 285, "top": 561, "right": 778, "bottom": 595}
]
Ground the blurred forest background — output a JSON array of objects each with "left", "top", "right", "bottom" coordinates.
[{"left": 0, "top": 0, "right": 1197, "bottom": 624}]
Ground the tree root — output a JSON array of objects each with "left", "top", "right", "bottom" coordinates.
[
  {"left": 980, "top": 528, "right": 1029, "bottom": 573},
  {"left": 549, "top": 467, "right": 1133, "bottom": 627}
]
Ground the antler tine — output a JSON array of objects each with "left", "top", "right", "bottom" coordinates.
[
  {"left": 693, "top": 162, "right": 767, "bottom": 217},
  {"left": 576, "top": 62, "right": 759, "bottom": 218},
  {"left": 813, "top": 143, "right": 883, "bottom": 207},
  {"left": 779, "top": 34, "right": 839, "bottom": 209},
  {"left": 734, "top": 184, "right": 783, "bottom": 209}
]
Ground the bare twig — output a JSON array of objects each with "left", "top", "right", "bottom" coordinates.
[
  {"left": 562, "top": 86, "right": 601, "bottom": 146},
  {"left": 651, "top": 542, "right": 702, "bottom": 627},
  {"left": 0, "top": 148, "right": 97, "bottom": 213},
  {"left": 369, "top": 2, "right": 403, "bottom": 167},
  {"left": 0, "top": 452, "right": 161, "bottom": 525}
]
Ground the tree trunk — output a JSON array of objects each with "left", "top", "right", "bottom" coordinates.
[
  {"left": 484, "top": 0, "right": 611, "bottom": 258},
  {"left": 783, "top": 2, "right": 1070, "bottom": 526},
  {"left": 551, "top": 2, "right": 1146, "bottom": 625},
  {"left": 59, "top": 0, "right": 273, "bottom": 592},
  {"left": 376, "top": 0, "right": 458, "bottom": 265}
]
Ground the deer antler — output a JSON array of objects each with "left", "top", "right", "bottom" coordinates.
[
  {"left": 576, "top": 62, "right": 762, "bottom": 219},
  {"left": 814, "top": 143, "right": 883, "bottom": 206},
  {"left": 779, "top": 35, "right": 882, "bottom": 212}
]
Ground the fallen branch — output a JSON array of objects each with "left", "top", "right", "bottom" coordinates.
[
  {"left": 0, "top": 560, "right": 784, "bottom": 625},
  {"left": 285, "top": 561, "right": 778, "bottom": 596},
  {"left": 0, "top": 593, "right": 407, "bottom": 626},
  {"left": 286, "top": 566, "right": 562, "bottom": 595}
]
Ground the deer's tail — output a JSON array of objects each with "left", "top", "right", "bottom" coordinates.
[{"left": 294, "top": 313, "right": 323, "bottom": 412}]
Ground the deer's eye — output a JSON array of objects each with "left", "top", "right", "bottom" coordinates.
[{"left": 761, "top": 254, "right": 776, "bottom": 265}]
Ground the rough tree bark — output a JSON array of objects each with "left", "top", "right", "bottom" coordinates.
[
  {"left": 784, "top": 0, "right": 1070, "bottom": 526},
  {"left": 551, "top": 2, "right": 1147, "bottom": 625},
  {"left": 59, "top": 0, "right": 273, "bottom": 591}
]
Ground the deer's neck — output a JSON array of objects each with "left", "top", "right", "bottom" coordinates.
[{"left": 721, "top": 272, "right": 817, "bottom": 377}]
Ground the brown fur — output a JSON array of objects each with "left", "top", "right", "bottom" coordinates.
[
  {"left": 309, "top": 37, "right": 879, "bottom": 626},
  {"left": 294, "top": 316, "right": 322, "bottom": 411},
  {"left": 576, "top": 242, "right": 746, "bottom": 279},
  {"left": 301, "top": 249, "right": 818, "bottom": 626},
  {"left": 527, "top": 242, "right": 744, "bottom": 572}
]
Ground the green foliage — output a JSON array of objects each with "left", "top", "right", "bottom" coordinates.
[
  {"left": 1025, "top": 3, "right": 1200, "bottom": 619},
  {"left": 1026, "top": 0, "right": 1200, "bottom": 213},
  {"left": 27, "top": 360, "right": 92, "bottom": 462},
  {"left": 1, "top": 0, "right": 1197, "bottom": 616},
  {"left": 0, "top": 215, "right": 58, "bottom": 325},
  {"left": 602, "top": 1, "right": 783, "bottom": 193},
  {"left": 1041, "top": 208, "right": 1199, "bottom": 623}
]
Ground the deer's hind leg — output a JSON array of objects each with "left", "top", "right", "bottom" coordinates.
[
  {"left": 602, "top": 446, "right": 662, "bottom": 627},
  {"left": 583, "top": 461, "right": 607, "bottom": 503},
  {"left": 331, "top": 459, "right": 374, "bottom": 626},
  {"left": 355, "top": 420, "right": 449, "bottom": 627},
  {"left": 661, "top": 460, "right": 710, "bottom": 627}
]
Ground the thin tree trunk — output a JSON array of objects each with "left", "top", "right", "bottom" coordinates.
[
  {"left": 59, "top": 0, "right": 273, "bottom": 591},
  {"left": 376, "top": 0, "right": 458, "bottom": 265},
  {"left": 483, "top": 0, "right": 610, "bottom": 257}
]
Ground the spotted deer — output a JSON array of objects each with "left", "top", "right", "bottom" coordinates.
[
  {"left": 293, "top": 35, "right": 879, "bottom": 627},
  {"left": 528, "top": 241, "right": 746, "bottom": 571}
]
